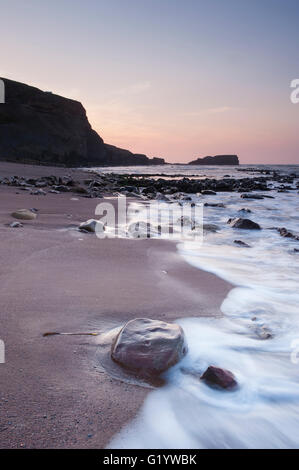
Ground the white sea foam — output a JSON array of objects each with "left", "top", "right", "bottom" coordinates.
[{"left": 106, "top": 165, "right": 299, "bottom": 449}]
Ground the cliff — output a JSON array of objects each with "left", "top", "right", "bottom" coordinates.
[
  {"left": 0, "top": 78, "right": 165, "bottom": 167},
  {"left": 189, "top": 155, "right": 239, "bottom": 165}
]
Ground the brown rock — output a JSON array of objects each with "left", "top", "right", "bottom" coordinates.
[
  {"left": 11, "top": 209, "right": 37, "bottom": 220},
  {"left": 111, "top": 318, "right": 187, "bottom": 376},
  {"left": 201, "top": 366, "right": 237, "bottom": 390},
  {"left": 227, "top": 217, "right": 261, "bottom": 230}
]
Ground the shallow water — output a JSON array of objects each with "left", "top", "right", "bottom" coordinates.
[{"left": 105, "top": 165, "right": 299, "bottom": 449}]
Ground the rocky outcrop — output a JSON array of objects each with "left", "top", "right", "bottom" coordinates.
[
  {"left": 189, "top": 155, "right": 239, "bottom": 165},
  {"left": 0, "top": 78, "right": 165, "bottom": 167},
  {"left": 111, "top": 318, "right": 187, "bottom": 376}
]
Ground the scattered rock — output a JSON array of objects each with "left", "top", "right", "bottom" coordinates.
[
  {"left": 155, "top": 192, "right": 170, "bottom": 202},
  {"left": 30, "top": 189, "right": 47, "bottom": 196},
  {"left": 201, "top": 190, "right": 217, "bottom": 195},
  {"left": 201, "top": 366, "right": 237, "bottom": 390},
  {"left": 111, "top": 318, "right": 188, "bottom": 376},
  {"left": 189, "top": 222, "right": 220, "bottom": 233},
  {"left": 238, "top": 208, "right": 252, "bottom": 213},
  {"left": 53, "top": 185, "right": 71, "bottom": 192},
  {"left": 255, "top": 326, "right": 273, "bottom": 340},
  {"left": 204, "top": 203, "right": 226, "bottom": 208},
  {"left": 277, "top": 228, "right": 299, "bottom": 241},
  {"left": 79, "top": 219, "right": 104, "bottom": 233},
  {"left": 11, "top": 209, "right": 37, "bottom": 220},
  {"left": 202, "top": 223, "right": 220, "bottom": 233},
  {"left": 72, "top": 185, "right": 89, "bottom": 195},
  {"left": 10, "top": 221, "right": 23, "bottom": 228},
  {"left": 234, "top": 240, "right": 251, "bottom": 247},
  {"left": 227, "top": 217, "right": 261, "bottom": 230},
  {"left": 240, "top": 194, "right": 265, "bottom": 200}
]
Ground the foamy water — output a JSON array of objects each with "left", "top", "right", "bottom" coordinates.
[{"left": 104, "top": 165, "right": 299, "bottom": 449}]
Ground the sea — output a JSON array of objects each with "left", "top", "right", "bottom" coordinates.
[{"left": 93, "top": 164, "right": 299, "bottom": 449}]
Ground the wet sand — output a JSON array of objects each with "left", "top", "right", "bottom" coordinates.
[{"left": 0, "top": 162, "right": 232, "bottom": 448}]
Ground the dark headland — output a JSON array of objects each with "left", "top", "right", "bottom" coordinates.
[
  {"left": 0, "top": 78, "right": 240, "bottom": 168},
  {"left": 189, "top": 155, "right": 239, "bottom": 165},
  {"left": 0, "top": 78, "right": 165, "bottom": 167}
]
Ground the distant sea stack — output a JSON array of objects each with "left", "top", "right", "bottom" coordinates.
[
  {"left": 0, "top": 78, "right": 165, "bottom": 167},
  {"left": 189, "top": 155, "right": 239, "bottom": 165}
]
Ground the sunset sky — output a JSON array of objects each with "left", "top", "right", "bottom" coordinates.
[{"left": 1, "top": 0, "right": 298, "bottom": 164}]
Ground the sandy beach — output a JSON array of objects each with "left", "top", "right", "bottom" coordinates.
[{"left": 0, "top": 162, "right": 231, "bottom": 449}]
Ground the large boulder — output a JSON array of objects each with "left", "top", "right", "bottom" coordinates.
[
  {"left": 111, "top": 318, "right": 188, "bottom": 375},
  {"left": 227, "top": 217, "right": 261, "bottom": 230}
]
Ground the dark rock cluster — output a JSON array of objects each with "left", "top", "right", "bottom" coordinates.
[
  {"left": 1, "top": 167, "right": 298, "bottom": 201},
  {"left": 276, "top": 227, "right": 299, "bottom": 241}
]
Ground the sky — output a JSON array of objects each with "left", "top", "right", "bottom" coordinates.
[{"left": 1, "top": 0, "right": 299, "bottom": 164}]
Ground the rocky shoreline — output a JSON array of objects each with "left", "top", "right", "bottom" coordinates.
[
  {"left": 1, "top": 167, "right": 298, "bottom": 200},
  {"left": 2, "top": 166, "right": 298, "bottom": 245}
]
